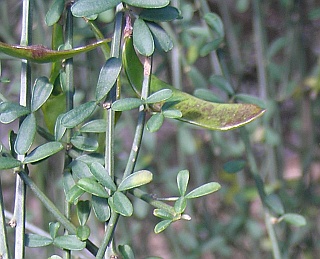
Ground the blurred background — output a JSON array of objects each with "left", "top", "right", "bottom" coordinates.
[{"left": 1, "top": 0, "right": 320, "bottom": 258}]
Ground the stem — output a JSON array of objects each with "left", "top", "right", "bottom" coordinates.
[
  {"left": 0, "top": 178, "right": 10, "bottom": 258},
  {"left": 13, "top": 0, "right": 33, "bottom": 257},
  {"left": 103, "top": 4, "right": 124, "bottom": 258},
  {"left": 240, "top": 127, "right": 281, "bottom": 259},
  {"left": 18, "top": 170, "right": 98, "bottom": 256},
  {"left": 64, "top": 5, "right": 74, "bottom": 259}
]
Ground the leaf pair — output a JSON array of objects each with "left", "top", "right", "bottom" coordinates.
[{"left": 154, "top": 170, "right": 221, "bottom": 233}]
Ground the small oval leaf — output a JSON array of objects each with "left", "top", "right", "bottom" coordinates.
[
  {"left": 281, "top": 213, "right": 307, "bottom": 227},
  {"left": 71, "top": 135, "right": 99, "bottom": 152},
  {"left": 154, "top": 219, "right": 172, "bottom": 234},
  {"left": 14, "top": 113, "right": 37, "bottom": 155},
  {"left": 80, "top": 119, "right": 106, "bottom": 133},
  {"left": 66, "top": 185, "right": 85, "bottom": 203},
  {"left": 77, "top": 177, "right": 109, "bottom": 198},
  {"left": 147, "top": 22, "right": 173, "bottom": 52},
  {"left": 76, "top": 225, "right": 91, "bottom": 241},
  {"left": 133, "top": 18, "right": 154, "bottom": 56},
  {"left": 0, "top": 102, "right": 30, "bottom": 123},
  {"left": 204, "top": 12, "right": 225, "bottom": 38},
  {"left": 31, "top": 77, "right": 53, "bottom": 112},
  {"left": 112, "top": 98, "right": 143, "bottom": 111},
  {"left": 118, "top": 244, "right": 135, "bottom": 259},
  {"left": 95, "top": 57, "right": 122, "bottom": 102},
  {"left": 25, "top": 234, "right": 53, "bottom": 247},
  {"left": 118, "top": 170, "right": 153, "bottom": 191},
  {"left": 174, "top": 196, "right": 187, "bottom": 214},
  {"left": 23, "top": 142, "right": 63, "bottom": 164},
  {"left": 146, "top": 113, "right": 164, "bottom": 132},
  {"left": 71, "top": 160, "right": 93, "bottom": 179},
  {"left": 77, "top": 200, "right": 91, "bottom": 226},
  {"left": 61, "top": 101, "right": 97, "bottom": 128},
  {"left": 209, "top": 75, "right": 234, "bottom": 96},
  {"left": 92, "top": 195, "right": 110, "bottom": 222},
  {"left": 45, "top": 0, "right": 65, "bottom": 26},
  {"left": 49, "top": 222, "right": 60, "bottom": 239},
  {"left": 153, "top": 209, "right": 174, "bottom": 220},
  {"left": 109, "top": 191, "right": 133, "bottom": 217},
  {"left": 124, "top": 0, "right": 169, "bottom": 8},
  {"left": 90, "top": 162, "right": 117, "bottom": 191},
  {"left": 223, "top": 160, "right": 246, "bottom": 174},
  {"left": 71, "top": 0, "right": 121, "bottom": 17},
  {"left": 177, "top": 170, "right": 189, "bottom": 196},
  {"left": 0, "top": 157, "right": 21, "bottom": 170},
  {"left": 146, "top": 89, "right": 173, "bottom": 104},
  {"left": 185, "top": 182, "right": 221, "bottom": 199},
  {"left": 53, "top": 235, "right": 86, "bottom": 251},
  {"left": 139, "top": 6, "right": 181, "bottom": 22},
  {"left": 162, "top": 109, "right": 182, "bottom": 119}
]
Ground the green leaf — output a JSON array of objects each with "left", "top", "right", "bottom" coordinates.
[
  {"left": 265, "top": 194, "right": 285, "bottom": 216},
  {"left": 71, "top": 0, "right": 121, "bottom": 17},
  {"left": 25, "top": 234, "right": 53, "bottom": 247},
  {"left": 80, "top": 119, "right": 106, "bottom": 133},
  {"left": 177, "top": 170, "right": 189, "bottom": 196},
  {"left": 146, "top": 89, "right": 173, "bottom": 104},
  {"left": 109, "top": 191, "right": 133, "bottom": 217},
  {"left": 153, "top": 209, "right": 174, "bottom": 220},
  {"left": 48, "top": 256, "right": 63, "bottom": 259},
  {"left": 77, "top": 200, "right": 91, "bottom": 226},
  {"left": 23, "top": 142, "right": 63, "bottom": 164},
  {"left": 200, "top": 38, "right": 224, "bottom": 56},
  {"left": 0, "top": 39, "right": 111, "bottom": 63},
  {"left": 71, "top": 135, "right": 99, "bottom": 152},
  {"left": 186, "top": 182, "right": 221, "bottom": 199},
  {"left": 154, "top": 220, "right": 172, "bottom": 234},
  {"left": 223, "top": 159, "right": 246, "bottom": 174},
  {"left": 0, "top": 156, "right": 21, "bottom": 170},
  {"left": 63, "top": 171, "right": 76, "bottom": 197},
  {"left": 14, "top": 113, "right": 37, "bottom": 155},
  {"left": 92, "top": 195, "right": 110, "bottom": 222},
  {"left": 118, "top": 244, "right": 135, "bottom": 259},
  {"left": 43, "top": 93, "right": 66, "bottom": 133},
  {"left": 124, "top": 0, "right": 169, "bottom": 8},
  {"left": 162, "top": 109, "right": 182, "bottom": 119},
  {"left": 90, "top": 162, "right": 117, "bottom": 191},
  {"left": 45, "top": 0, "right": 65, "bottom": 26},
  {"left": 204, "top": 12, "right": 224, "bottom": 38},
  {"left": 76, "top": 225, "right": 91, "bottom": 241},
  {"left": 53, "top": 235, "right": 86, "bottom": 250},
  {"left": 71, "top": 160, "right": 93, "bottom": 179},
  {"left": 54, "top": 114, "right": 66, "bottom": 141},
  {"left": 146, "top": 113, "right": 164, "bottom": 132},
  {"left": 281, "top": 213, "right": 307, "bottom": 227},
  {"left": 139, "top": 6, "right": 181, "bottom": 22},
  {"left": 174, "top": 197, "right": 187, "bottom": 214},
  {"left": 0, "top": 102, "right": 30, "bottom": 123},
  {"left": 49, "top": 222, "right": 60, "bottom": 239},
  {"left": 31, "top": 77, "right": 53, "bottom": 112},
  {"left": 112, "top": 98, "right": 143, "bottom": 111},
  {"left": 77, "top": 177, "right": 109, "bottom": 198},
  {"left": 133, "top": 18, "right": 154, "bottom": 56},
  {"left": 66, "top": 185, "right": 85, "bottom": 203},
  {"left": 95, "top": 57, "right": 122, "bottom": 102},
  {"left": 118, "top": 170, "right": 153, "bottom": 191},
  {"left": 61, "top": 101, "right": 97, "bottom": 128},
  {"left": 123, "top": 37, "right": 265, "bottom": 130},
  {"left": 147, "top": 22, "right": 173, "bottom": 52},
  {"left": 209, "top": 75, "right": 234, "bottom": 96}
]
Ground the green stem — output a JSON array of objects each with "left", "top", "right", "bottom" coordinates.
[
  {"left": 240, "top": 127, "right": 281, "bottom": 259},
  {"left": 102, "top": 4, "right": 124, "bottom": 258},
  {"left": 64, "top": 5, "right": 74, "bottom": 259},
  {"left": 0, "top": 178, "right": 10, "bottom": 258},
  {"left": 13, "top": 0, "right": 33, "bottom": 257},
  {"left": 18, "top": 170, "right": 98, "bottom": 256}
]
